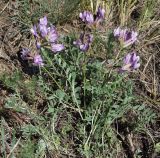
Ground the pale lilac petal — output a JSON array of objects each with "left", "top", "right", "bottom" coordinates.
[
  {"left": 120, "top": 29, "right": 127, "bottom": 39},
  {"left": 51, "top": 44, "right": 65, "bottom": 52},
  {"left": 48, "top": 26, "right": 58, "bottom": 43},
  {"left": 79, "top": 12, "right": 85, "bottom": 22},
  {"left": 128, "top": 31, "right": 137, "bottom": 44},
  {"left": 131, "top": 52, "right": 137, "bottom": 61},
  {"left": 73, "top": 41, "right": 77, "bottom": 45},
  {"left": 79, "top": 13, "right": 83, "bottom": 19},
  {"left": 34, "top": 55, "right": 44, "bottom": 66},
  {"left": 79, "top": 11, "right": 94, "bottom": 24},
  {"left": 86, "top": 13, "right": 94, "bottom": 23},
  {"left": 132, "top": 62, "right": 140, "bottom": 69},
  {"left": 123, "top": 30, "right": 138, "bottom": 47},
  {"left": 80, "top": 43, "right": 89, "bottom": 52},
  {"left": 131, "top": 31, "right": 138, "bottom": 39},
  {"left": 114, "top": 27, "right": 121, "bottom": 37},
  {"left": 83, "top": 11, "right": 87, "bottom": 17},
  {"left": 124, "top": 53, "right": 131, "bottom": 64},
  {"left": 21, "top": 48, "right": 30, "bottom": 60},
  {"left": 87, "top": 34, "right": 93, "bottom": 43},
  {"left": 36, "top": 41, "right": 41, "bottom": 49},
  {"left": 39, "top": 16, "right": 47, "bottom": 26},
  {"left": 73, "top": 40, "right": 81, "bottom": 47},
  {"left": 96, "top": 6, "right": 105, "bottom": 21},
  {"left": 30, "top": 25, "right": 38, "bottom": 37},
  {"left": 39, "top": 24, "right": 48, "bottom": 37},
  {"left": 122, "top": 52, "right": 140, "bottom": 71},
  {"left": 131, "top": 52, "right": 140, "bottom": 69},
  {"left": 135, "top": 56, "right": 140, "bottom": 62}
]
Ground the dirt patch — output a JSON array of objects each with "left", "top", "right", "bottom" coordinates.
[{"left": 0, "top": 0, "right": 31, "bottom": 75}]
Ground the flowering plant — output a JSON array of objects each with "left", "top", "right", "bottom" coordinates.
[
  {"left": 20, "top": 6, "right": 140, "bottom": 73},
  {"left": 114, "top": 27, "right": 138, "bottom": 48},
  {"left": 79, "top": 6, "right": 105, "bottom": 25},
  {"left": 21, "top": 16, "right": 64, "bottom": 66},
  {"left": 121, "top": 52, "right": 140, "bottom": 72}
]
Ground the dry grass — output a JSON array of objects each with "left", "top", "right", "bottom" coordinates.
[{"left": 99, "top": 0, "right": 160, "bottom": 108}]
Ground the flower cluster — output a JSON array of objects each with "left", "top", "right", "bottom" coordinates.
[
  {"left": 113, "top": 27, "right": 140, "bottom": 72},
  {"left": 74, "top": 6, "right": 105, "bottom": 52},
  {"left": 21, "top": 16, "right": 65, "bottom": 66},
  {"left": 21, "top": 48, "right": 44, "bottom": 66},
  {"left": 79, "top": 11, "right": 94, "bottom": 24},
  {"left": 73, "top": 33, "right": 93, "bottom": 52},
  {"left": 113, "top": 26, "right": 140, "bottom": 72},
  {"left": 21, "top": 48, "right": 30, "bottom": 60},
  {"left": 114, "top": 27, "right": 138, "bottom": 48},
  {"left": 31, "top": 16, "right": 64, "bottom": 53},
  {"left": 20, "top": 12, "right": 140, "bottom": 72},
  {"left": 95, "top": 6, "right": 105, "bottom": 22},
  {"left": 34, "top": 55, "right": 44, "bottom": 66},
  {"left": 79, "top": 6, "right": 105, "bottom": 25},
  {"left": 121, "top": 52, "right": 140, "bottom": 72}
]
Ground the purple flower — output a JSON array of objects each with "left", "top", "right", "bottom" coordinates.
[
  {"left": 114, "top": 27, "right": 138, "bottom": 47},
  {"left": 39, "top": 16, "right": 48, "bottom": 26},
  {"left": 114, "top": 27, "right": 121, "bottom": 37},
  {"left": 86, "top": 34, "right": 93, "bottom": 43},
  {"left": 96, "top": 6, "right": 105, "bottom": 21},
  {"left": 39, "top": 24, "right": 48, "bottom": 37},
  {"left": 29, "top": 16, "right": 65, "bottom": 57},
  {"left": 33, "top": 55, "right": 44, "bottom": 66},
  {"left": 73, "top": 33, "right": 84, "bottom": 47},
  {"left": 124, "top": 31, "right": 138, "bottom": 47},
  {"left": 80, "top": 43, "right": 89, "bottom": 52},
  {"left": 39, "top": 16, "right": 48, "bottom": 37},
  {"left": 30, "top": 25, "right": 38, "bottom": 37},
  {"left": 36, "top": 41, "right": 41, "bottom": 49},
  {"left": 73, "top": 33, "right": 93, "bottom": 52},
  {"left": 51, "top": 44, "right": 64, "bottom": 52},
  {"left": 21, "top": 48, "right": 30, "bottom": 60},
  {"left": 47, "top": 26, "right": 58, "bottom": 43},
  {"left": 79, "top": 11, "right": 94, "bottom": 24},
  {"left": 121, "top": 52, "right": 140, "bottom": 71}
]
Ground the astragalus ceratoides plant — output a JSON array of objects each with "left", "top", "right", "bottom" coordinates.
[{"left": 4, "top": 4, "right": 157, "bottom": 157}]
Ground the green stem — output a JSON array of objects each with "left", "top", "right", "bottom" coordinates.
[
  {"left": 41, "top": 48, "right": 61, "bottom": 76},
  {"left": 42, "top": 67, "right": 64, "bottom": 92},
  {"left": 102, "top": 47, "right": 124, "bottom": 87},
  {"left": 82, "top": 52, "right": 87, "bottom": 107}
]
